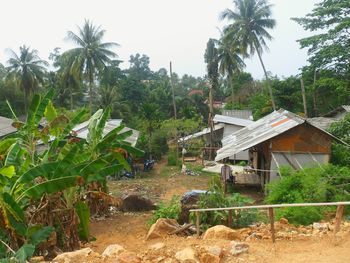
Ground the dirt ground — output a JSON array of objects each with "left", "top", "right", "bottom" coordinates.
[{"left": 88, "top": 160, "right": 350, "bottom": 262}]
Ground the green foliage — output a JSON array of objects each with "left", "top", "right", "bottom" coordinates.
[
  {"left": 167, "top": 151, "right": 178, "bottom": 166},
  {"left": 265, "top": 165, "right": 350, "bottom": 225},
  {"left": 76, "top": 201, "right": 90, "bottom": 241},
  {"left": 195, "top": 176, "right": 257, "bottom": 229},
  {"left": 150, "top": 195, "right": 181, "bottom": 224}
]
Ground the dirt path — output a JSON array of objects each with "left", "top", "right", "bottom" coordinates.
[{"left": 88, "top": 161, "right": 350, "bottom": 262}]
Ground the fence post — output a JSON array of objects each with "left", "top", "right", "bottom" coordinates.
[
  {"left": 228, "top": 210, "right": 233, "bottom": 228},
  {"left": 268, "top": 208, "right": 275, "bottom": 243},
  {"left": 334, "top": 205, "right": 344, "bottom": 234},
  {"left": 196, "top": 211, "right": 200, "bottom": 237}
]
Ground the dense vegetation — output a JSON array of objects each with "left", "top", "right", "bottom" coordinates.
[{"left": 0, "top": 0, "right": 349, "bottom": 259}]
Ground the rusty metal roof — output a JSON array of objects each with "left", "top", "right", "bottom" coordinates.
[{"left": 216, "top": 109, "right": 343, "bottom": 162}]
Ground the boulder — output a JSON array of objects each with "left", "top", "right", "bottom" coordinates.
[
  {"left": 225, "top": 241, "right": 249, "bottom": 256},
  {"left": 52, "top": 248, "right": 98, "bottom": 263},
  {"left": 203, "top": 225, "right": 240, "bottom": 240},
  {"left": 179, "top": 190, "right": 207, "bottom": 224},
  {"left": 148, "top": 242, "right": 165, "bottom": 250},
  {"left": 122, "top": 194, "right": 156, "bottom": 212},
  {"left": 146, "top": 218, "right": 180, "bottom": 240},
  {"left": 279, "top": 218, "right": 289, "bottom": 225},
  {"left": 199, "top": 253, "right": 220, "bottom": 263},
  {"left": 102, "top": 244, "right": 125, "bottom": 258},
  {"left": 175, "top": 247, "right": 198, "bottom": 263},
  {"left": 203, "top": 246, "right": 222, "bottom": 258},
  {"left": 116, "top": 251, "right": 141, "bottom": 263}
]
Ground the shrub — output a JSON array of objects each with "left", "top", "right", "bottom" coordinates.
[
  {"left": 194, "top": 176, "right": 257, "bottom": 229},
  {"left": 149, "top": 195, "right": 181, "bottom": 224},
  {"left": 265, "top": 165, "right": 350, "bottom": 225},
  {"left": 167, "top": 151, "right": 178, "bottom": 166}
]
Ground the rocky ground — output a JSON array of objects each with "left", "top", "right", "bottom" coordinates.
[{"left": 30, "top": 161, "right": 350, "bottom": 262}]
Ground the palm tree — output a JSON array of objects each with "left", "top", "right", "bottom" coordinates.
[
  {"left": 64, "top": 19, "right": 119, "bottom": 115},
  {"left": 6, "top": 46, "right": 48, "bottom": 112},
  {"left": 220, "top": 0, "right": 276, "bottom": 110},
  {"left": 216, "top": 36, "right": 245, "bottom": 103}
]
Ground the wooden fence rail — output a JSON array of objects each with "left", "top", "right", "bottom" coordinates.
[{"left": 190, "top": 201, "right": 350, "bottom": 242}]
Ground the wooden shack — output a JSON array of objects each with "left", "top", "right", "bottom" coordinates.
[{"left": 216, "top": 109, "right": 344, "bottom": 188}]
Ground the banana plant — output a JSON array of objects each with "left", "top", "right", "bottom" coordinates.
[{"left": 0, "top": 90, "right": 143, "bottom": 255}]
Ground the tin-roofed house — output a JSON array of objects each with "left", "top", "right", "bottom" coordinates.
[
  {"left": 0, "top": 116, "right": 17, "bottom": 138},
  {"left": 215, "top": 109, "right": 345, "bottom": 188}
]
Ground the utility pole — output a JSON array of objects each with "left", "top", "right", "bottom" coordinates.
[{"left": 300, "top": 78, "right": 308, "bottom": 118}]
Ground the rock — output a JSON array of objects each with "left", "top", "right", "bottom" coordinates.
[
  {"left": 313, "top": 222, "right": 329, "bottom": 231},
  {"left": 179, "top": 190, "right": 207, "bottom": 224},
  {"left": 122, "top": 194, "right": 156, "bottom": 212},
  {"left": 146, "top": 218, "right": 180, "bottom": 240},
  {"left": 116, "top": 251, "right": 141, "bottom": 263},
  {"left": 30, "top": 256, "right": 45, "bottom": 262},
  {"left": 203, "top": 225, "right": 240, "bottom": 240},
  {"left": 199, "top": 253, "right": 220, "bottom": 263},
  {"left": 203, "top": 246, "right": 222, "bottom": 257},
  {"left": 175, "top": 247, "right": 198, "bottom": 263},
  {"left": 226, "top": 241, "right": 249, "bottom": 256},
  {"left": 102, "top": 244, "right": 126, "bottom": 258},
  {"left": 52, "top": 248, "right": 98, "bottom": 263},
  {"left": 149, "top": 242, "right": 165, "bottom": 250},
  {"left": 279, "top": 218, "right": 289, "bottom": 224}
]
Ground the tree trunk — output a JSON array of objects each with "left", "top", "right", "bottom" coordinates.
[
  {"left": 254, "top": 43, "right": 276, "bottom": 111},
  {"left": 208, "top": 85, "right": 214, "bottom": 160},
  {"left": 24, "top": 88, "right": 28, "bottom": 114},
  {"left": 169, "top": 62, "right": 177, "bottom": 119},
  {"left": 300, "top": 78, "right": 308, "bottom": 118},
  {"left": 70, "top": 92, "right": 74, "bottom": 110},
  {"left": 89, "top": 72, "right": 93, "bottom": 116},
  {"left": 313, "top": 69, "right": 318, "bottom": 116},
  {"left": 229, "top": 75, "right": 234, "bottom": 103}
]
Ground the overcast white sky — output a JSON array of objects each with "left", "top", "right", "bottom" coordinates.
[{"left": 0, "top": 0, "right": 320, "bottom": 79}]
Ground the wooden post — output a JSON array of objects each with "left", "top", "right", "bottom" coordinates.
[
  {"left": 268, "top": 208, "right": 275, "bottom": 243},
  {"left": 196, "top": 211, "right": 200, "bottom": 238},
  {"left": 334, "top": 205, "right": 344, "bottom": 234},
  {"left": 228, "top": 210, "right": 233, "bottom": 228}
]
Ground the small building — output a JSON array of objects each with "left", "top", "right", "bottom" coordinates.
[
  {"left": 178, "top": 114, "right": 254, "bottom": 161},
  {"left": 307, "top": 105, "right": 350, "bottom": 130},
  {"left": 221, "top": 109, "right": 253, "bottom": 120},
  {"left": 215, "top": 109, "right": 345, "bottom": 188},
  {"left": 0, "top": 116, "right": 17, "bottom": 138},
  {"left": 73, "top": 119, "right": 140, "bottom": 147}
]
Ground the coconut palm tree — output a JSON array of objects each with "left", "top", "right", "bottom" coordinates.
[
  {"left": 220, "top": 0, "right": 276, "bottom": 110},
  {"left": 216, "top": 36, "right": 245, "bottom": 103},
  {"left": 63, "top": 19, "right": 119, "bottom": 115},
  {"left": 6, "top": 46, "right": 48, "bottom": 112}
]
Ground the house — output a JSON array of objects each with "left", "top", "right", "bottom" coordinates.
[
  {"left": 307, "top": 105, "right": 350, "bottom": 130},
  {"left": 323, "top": 105, "right": 350, "bottom": 120},
  {"left": 73, "top": 119, "right": 140, "bottom": 147},
  {"left": 215, "top": 109, "right": 345, "bottom": 188},
  {"left": 0, "top": 116, "right": 16, "bottom": 138},
  {"left": 221, "top": 109, "right": 253, "bottom": 120},
  {"left": 178, "top": 114, "right": 254, "bottom": 161}
]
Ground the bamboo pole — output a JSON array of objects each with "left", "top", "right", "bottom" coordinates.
[
  {"left": 196, "top": 211, "right": 200, "bottom": 238},
  {"left": 334, "top": 205, "right": 344, "bottom": 234},
  {"left": 268, "top": 207, "right": 275, "bottom": 243}
]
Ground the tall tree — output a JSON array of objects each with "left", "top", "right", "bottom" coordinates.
[
  {"left": 220, "top": 0, "right": 276, "bottom": 110},
  {"left": 216, "top": 36, "right": 245, "bottom": 103},
  {"left": 6, "top": 46, "right": 48, "bottom": 112},
  {"left": 292, "top": 0, "right": 350, "bottom": 73},
  {"left": 64, "top": 19, "right": 119, "bottom": 115},
  {"left": 204, "top": 38, "right": 219, "bottom": 160}
]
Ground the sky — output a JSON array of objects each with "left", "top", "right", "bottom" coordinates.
[{"left": 0, "top": 0, "right": 320, "bottom": 79}]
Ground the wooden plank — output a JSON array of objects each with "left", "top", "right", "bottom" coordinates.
[
  {"left": 170, "top": 223, "right": 194, "bottom": 235},
  {"left": 228, "top": 210, "right": 233, "bottom": 228},
  {"left": 334, "top": 205, "right": 344, "bottom": 234},
  {"left": 269, "top": 207, "right": 276, "bottom": 243},
  {"left": 189, "top": 201, "right": 350, "bottom": 212},
  {"left": 196, "top": 211, "right": 200, "bottom": 238}
]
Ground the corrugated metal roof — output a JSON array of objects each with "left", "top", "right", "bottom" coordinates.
[
  {"left": 216, "top": 109, "right": 346, "bottom": 161},
  {"left": 178, "top": 124, "right": 225, "bottom": 142},
  {"left": 0, "top": 116, "right": 16, "bottom": 137},
  {"left": 222, "top": 109, "right": 253, "bottom": 120},
  {"left": 213, "top": 114, "right": 254, "bottom": 127},
  {"left": 307, "top": 117, "right": 337, "bottom": 130},
  {"left": 73, "top": 119, "right": 139, "bottom": 147},
  {"left": 216, "top": 109, "right": 306, "bottom": 161},
  {"left": 323, "top": 105, "right": 350, "bottom": 117}
]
